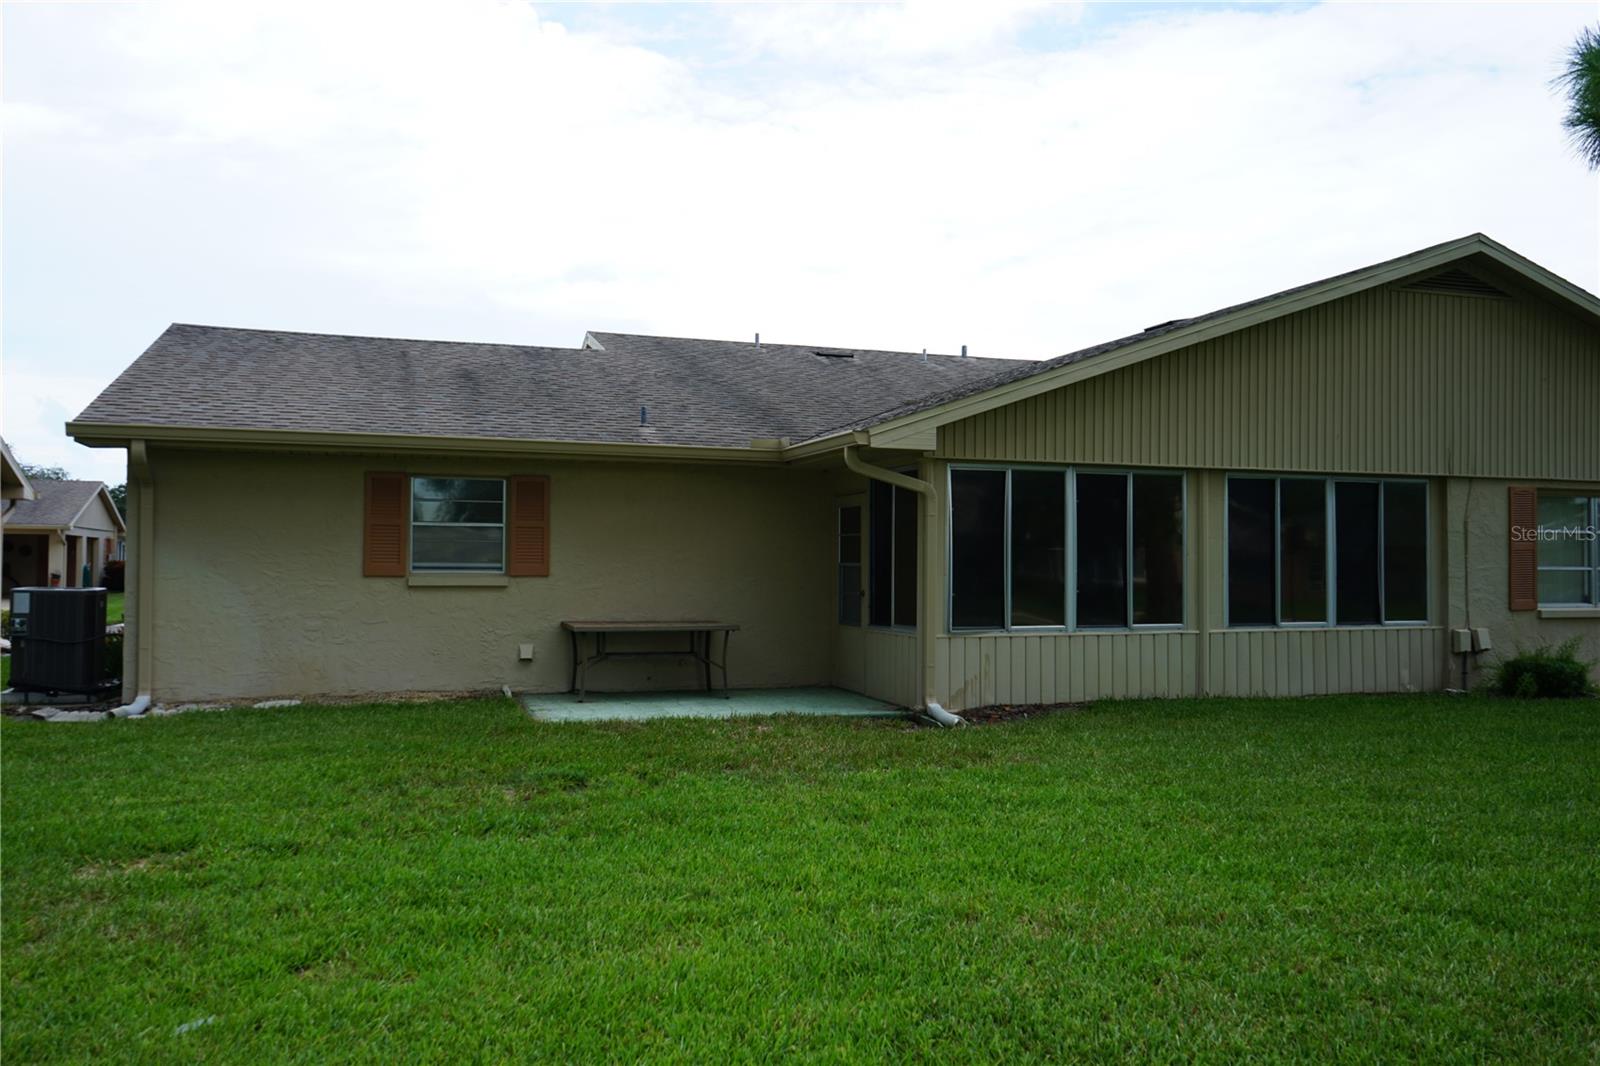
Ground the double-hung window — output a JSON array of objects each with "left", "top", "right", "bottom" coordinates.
[
  {"left": 949, "top": 466, "right": 1184, "bottom": 631},
  {"left": 1536, "top": 493, "right": 1600, "bottom": 606},
  {"left": 410, "top": 477, "right": 506, "bottom": 572},
  {"left": 1226, "top": 476, "right": 1427, "bottom": 626}
]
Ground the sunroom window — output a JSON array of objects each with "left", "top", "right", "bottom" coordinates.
[
  {"left": 949, "top": 467, "right": 1184, "bottom": 631},
  {"left": 1226, "top": 476, "right": 1427, "bottom": 626}
]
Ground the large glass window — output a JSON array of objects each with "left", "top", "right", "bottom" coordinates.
[
  {"left": 1133, "top": 475, "right": 1184, "bottom": 625},
  {"left": 868, "top": 479, "right": 920, "bottom": 627},
  {"left": 948, "top": 467, "right": 1184, "bottom": 631},
  {"left": 1227, "top": 476, "right": 1428, "bottom": 626},
  {"left": 951, "top": 469, "right": 1006, "bottom": 629},
  {"left": 1075, "top": 473, "right": 1128, "bottom": 627},
  {"left": 1334, "top": 482, "right": 1380, "bottom": 625},
  {"left": 410, "top": 477, "right": 505, "bottom": 572},
  {"left": 1536, "top": 494, "right": 1600, "bottom": 605},
  {"left": 1226, "top": 478, "right": 1275, "bottom": 626},
  {"left": 1011, "top": 471, "right": 1066, "bottom": 626},
  {"left": 1382, "top": 482, "right": 1429, "bottom": 621},
  {"left": 1279, "top": 479, "right": 1327, "bottom": 623}
]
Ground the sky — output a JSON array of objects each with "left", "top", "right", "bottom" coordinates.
[{"left": 3, "top": 0, "right": 1597, "bottom": 485}]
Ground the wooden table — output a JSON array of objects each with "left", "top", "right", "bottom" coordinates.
[{"left": 560, "top": 620, "right": 740, "bottom": 702}]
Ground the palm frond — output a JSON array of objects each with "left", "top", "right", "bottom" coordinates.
[{"left": 1556, "top": 25, "right": 1600, "bottom": 170}]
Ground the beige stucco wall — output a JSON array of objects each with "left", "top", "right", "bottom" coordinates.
[
  {"left": 139, "top": 448, "right": 835, "bottom": 702},
  {"left": 1448, "top": 477, "right": 1600, "bottom": 688}
]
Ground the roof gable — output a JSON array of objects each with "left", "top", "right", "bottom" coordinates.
[
  {"left": 808, "top": 234, "right": 1600, "bottom": 450},
  {"left": 2, "top": 480, "right": 124, "bottom": 533}
]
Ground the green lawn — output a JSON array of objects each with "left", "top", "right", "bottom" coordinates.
[
  {"left": 106, "top": 590, "right": 124, "bottom": 625},
  {"left": 3, "top": 696, "right": 1597, "bottom": 1062}
]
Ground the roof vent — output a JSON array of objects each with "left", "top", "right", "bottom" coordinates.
[
  {"left": 1402, "top": 268, "right": 1508, "bottom": 299},
  {"left": 811, "top": 349, "right": 855, "bottom": 359}
]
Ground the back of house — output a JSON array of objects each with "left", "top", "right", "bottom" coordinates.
[{"left": 68, "top": 234, "right": 1599, "bottom": 709}]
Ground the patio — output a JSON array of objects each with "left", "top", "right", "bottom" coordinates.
[{"left": 520, "top": 686, "right": 901, "bottom": 722}]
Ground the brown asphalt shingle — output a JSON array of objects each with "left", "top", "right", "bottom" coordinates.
[{"left": 72, "top": 326, "right": 1032, "bottom": 449}]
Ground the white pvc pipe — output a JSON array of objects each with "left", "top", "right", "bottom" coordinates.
[
  {"left": 110, "top": 693, "right": 151, "bottom": 718},
  {"left": 924, "top": 701, "right": 965, "bottom": 727}
]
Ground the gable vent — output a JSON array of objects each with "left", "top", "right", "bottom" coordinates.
[
  {"left": 1401, "top": 268, "right": 1508, "bottom": 299},
  {"left": 811, "top": 349, "right": 855, "bottom": 359}
]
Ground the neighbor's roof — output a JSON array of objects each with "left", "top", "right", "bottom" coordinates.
[
  {"left": 69, "top": 325, "right": 1029, "bottom": 450},
  {"left": 1, "top": 479, "right": 122, "bottom": 532},
  {"left": 1, "top": 438, "right": 35, "bottom": 499}
]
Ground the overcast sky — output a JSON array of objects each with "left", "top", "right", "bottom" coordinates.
[{"left": 4, "top": 1, "right": 1596, "bottom": 484}]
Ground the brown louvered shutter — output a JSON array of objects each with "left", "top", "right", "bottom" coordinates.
[
  {"left": 1507, "top": 485, "right": 1538, "bottom": 611},
  {"left": 507, "top": 475, "right": 551, "bottom": 577},
  {"left": 364, "top": 472, "right": 408, "bottom": 577}
]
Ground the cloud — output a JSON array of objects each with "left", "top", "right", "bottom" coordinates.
[{"left": 3, "top": 0, "right": 1595, "bottom": 482}]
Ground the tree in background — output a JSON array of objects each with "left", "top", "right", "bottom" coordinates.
[
  {"left": 20, "top": 462, "right": 70, "bottom": 482},
  {"left": 1558, "top": 26, "right": 1600, "bottom": 169},
  {"left": 107, "top": 483, "right": 127, "bottom": 519}
]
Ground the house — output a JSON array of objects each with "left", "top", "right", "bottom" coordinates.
[
  {"left": 67, "top": 234, "right": 1599, "bottom": 709},
  {"left": 1, "top": 441, "right": 126, "bottom": 596}
]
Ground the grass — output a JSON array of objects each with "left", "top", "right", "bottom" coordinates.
[
  {"left": 3, "top": 695, "right": 1597, "bottom": 1062},
  {"left": 106, "top": 590, "right": 124, "bottom": 625}
]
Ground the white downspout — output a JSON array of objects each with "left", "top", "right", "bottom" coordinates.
[
  {"left": 110, "top": 440, "right": 153, "bottom": 717},
  {"left": 842, "top": 446, "right": 965, "bottom": 727}
]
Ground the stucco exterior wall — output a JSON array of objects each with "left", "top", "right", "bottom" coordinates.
[
  {"left": 140, "top": 448, "right": 835, "bottom": 702},
  {"left": 1447, "top": 477, "right": 1600, "bottom": 688}
]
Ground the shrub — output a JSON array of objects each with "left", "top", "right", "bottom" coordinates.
[
  {"left": 1488, "top": 639, "right": 1598, "bottom": 699},
  {"left": 101, "top": 631, "right": 123, "bottom": 683},
  {"left": 102, "top": 560, "right": 125, "bottom": 592}
]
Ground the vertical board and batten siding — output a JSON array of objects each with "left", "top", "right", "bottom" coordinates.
[
  {"left": 935, "top": 632, "right": 1200, "bottom": 710},
  {"left": 938, "top": 285, "right": 1600, "bottom": 480},
  {"left": 861, "top": 628, "right": 920, "bottom": 707},
  {"left": 934, "top": 629, "right": 1443, "bottom": 709}
]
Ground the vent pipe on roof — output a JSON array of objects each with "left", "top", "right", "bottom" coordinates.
[
  {"left": 640, "top": 406, "right": 648, "bottom": 425},
  {"left": 961, "top": 344, "right": 967, "bottom": 357},
  {"left": 921, "top": 348, "right": 928, "bottom": 363},
  {"left": 754, "top": 332, "right": 761, "bottom": 350}
]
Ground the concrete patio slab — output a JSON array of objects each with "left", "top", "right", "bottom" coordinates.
[{"left": 521, "top": 686, "right": 902, "bottom": 723}]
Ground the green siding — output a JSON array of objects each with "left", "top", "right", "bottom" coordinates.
[{"left": 939, "top": 285, "right": 1599, "bottom": 481}]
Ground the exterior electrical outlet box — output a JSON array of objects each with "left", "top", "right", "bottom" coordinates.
[
  {"left": 518, "top": 644, "right": 535, "bottom": 661},
  {"left": 1450, "top": 628, "right": 1473, "bottom": 654},
  {"left": 1472, "top": 628, "right": 1492, "bottom": 653},
  {"left": 8, "top": 587, "right": 111, "bottom": 694}
]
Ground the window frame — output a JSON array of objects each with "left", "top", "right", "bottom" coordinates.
[
  {"left": 945, "top": 463, "right": 1188, "bottom": 635},
  {"left": 408, "top": 475, "right": 508, "bottom": 574},
  {"left": 1535, "top": 493, "right": 1600, "bottom": 607},
  {"left": 837, "top": 501, "right": 864, "bottom": 626},
  {"left": 1223, "top": 474, "right": 1430, "bottom": 629}
]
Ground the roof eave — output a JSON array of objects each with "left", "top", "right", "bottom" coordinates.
[{"left": 65, "top": 421, "right": 786, "bottom": 466}]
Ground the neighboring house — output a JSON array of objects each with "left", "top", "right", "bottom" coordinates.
[
  {"left": 67, "top": 233, "right": 1599, "bottom": 708},
  {"left": 1, "top": 447, "right": 127, "bottom": 595}
]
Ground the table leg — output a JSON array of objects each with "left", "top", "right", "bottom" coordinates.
[
  {"left": 722, "top": 630, "right": 732, "bottom": 698},
  {"left": 568, "top": 629, "right": 579, "bottom": 694},
  {"left": 702, "top": 630, "right": 712, "bottom": 692}
]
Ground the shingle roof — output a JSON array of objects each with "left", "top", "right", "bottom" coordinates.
[
  {"left": 2, "top": 480, "right": 107, "bottom": 529},
  {"left": 71, "top": 325, "right": 1032, "bottom": 449}
]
